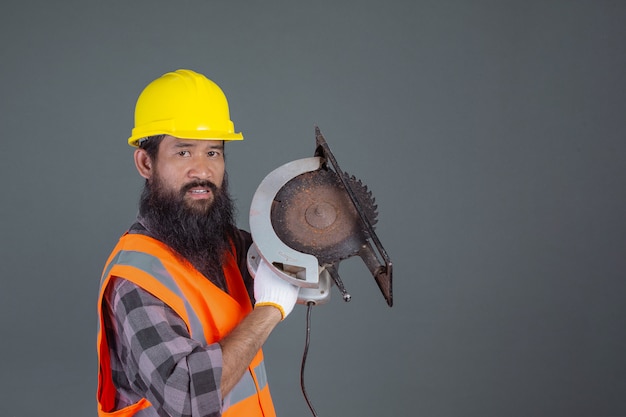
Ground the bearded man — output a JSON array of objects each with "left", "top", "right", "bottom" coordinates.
[{"left": 96, "top": 69, "right": 299, "bottom": 417}]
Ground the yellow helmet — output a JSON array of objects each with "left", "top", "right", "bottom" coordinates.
[{"left": 128, "top": 69, "right": 243, "bottom": 147}]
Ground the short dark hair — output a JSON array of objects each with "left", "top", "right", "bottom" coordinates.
[{"left": 138, "top": 135, "right": 165, "bottom": 160}]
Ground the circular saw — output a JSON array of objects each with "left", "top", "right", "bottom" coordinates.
[{"left": 247, "top": 127, "right": 393, "bottom": 306}]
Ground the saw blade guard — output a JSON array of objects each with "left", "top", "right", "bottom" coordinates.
[{"left": 248, "top": 156, "right": 333, "bottom": 304}]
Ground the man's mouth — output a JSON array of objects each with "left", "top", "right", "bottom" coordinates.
[
  {"left": 187, "top": 187, "right": 212, "bottom": 199},
  {"left": 182, "top": 181, "right": 218, "bottom": 201}
]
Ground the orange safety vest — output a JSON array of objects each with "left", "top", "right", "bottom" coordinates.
[{"left": 97, "top": 232, "right": 277, "bottom": 417}]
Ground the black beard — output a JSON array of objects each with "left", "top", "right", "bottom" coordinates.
[{"left": 138, "top": 174, "right": 237, "bottom": 292}]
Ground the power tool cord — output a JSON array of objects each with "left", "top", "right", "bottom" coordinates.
[{"left": 301, "top": 301, "right": 319, "bottom": 417}]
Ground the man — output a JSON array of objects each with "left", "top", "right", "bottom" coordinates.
[{"left": 97, "top": 69, "right": 300, "bottom": 417}]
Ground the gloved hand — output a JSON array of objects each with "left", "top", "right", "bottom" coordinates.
[{"left": 254, "top": 258, "right": 300, "bottom": 320}]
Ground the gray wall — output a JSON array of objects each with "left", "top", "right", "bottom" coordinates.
[{"left": 1, "top": 1, "right": 625, "bottom": 416}]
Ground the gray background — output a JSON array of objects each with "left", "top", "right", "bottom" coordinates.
[{"left": 1, "top": 1, "right": 625, "bottom": 416}]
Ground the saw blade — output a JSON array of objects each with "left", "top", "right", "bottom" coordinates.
[{"left": 270, "top": 168, "right": 378, "bottom": 265}]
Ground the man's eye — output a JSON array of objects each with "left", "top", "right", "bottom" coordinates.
[
  {"left": 178, "top": 150, "right": 191, "bottom": 157},
  {"left": 208, "top": 151, "right": 220, "bottom": 157}
]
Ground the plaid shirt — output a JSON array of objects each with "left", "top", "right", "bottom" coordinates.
[{"left": 101, "top": 225, "right": 255, "bottom": 417}]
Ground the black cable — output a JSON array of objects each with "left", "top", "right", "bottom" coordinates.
[{"left": 301, "top": 301, "right": 319, "bottom": 417}]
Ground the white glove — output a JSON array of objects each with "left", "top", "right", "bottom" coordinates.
[{"left": 254, "top": 259, "right": 300, "bottom": 320}]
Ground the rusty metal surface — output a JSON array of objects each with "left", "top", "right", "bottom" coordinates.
[{"left": 271, "top": 169, "right": 376, "bottom": 264}]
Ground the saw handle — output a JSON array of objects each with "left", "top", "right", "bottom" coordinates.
[{"left": 247, "top": 244, "right": 334, "bottom": 305}]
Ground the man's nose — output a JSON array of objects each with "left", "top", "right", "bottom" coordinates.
[{"left": 188, "top": 158, "right": 214, "bottom": 179}]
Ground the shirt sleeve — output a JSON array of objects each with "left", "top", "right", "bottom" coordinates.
[{"left": 103, "top": 277, "right": 224, "bottom": 417}]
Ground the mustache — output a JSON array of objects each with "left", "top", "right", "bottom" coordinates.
[{"left": 180, "top": 180, "right": 218, "bottom": 194}]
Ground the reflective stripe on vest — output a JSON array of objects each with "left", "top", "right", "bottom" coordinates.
[
  {"left": 101, "top": 249, "right": 207, "bottom": 344},
  {"left": 228, "top": 360, "right": 269, "bottom": 406}
]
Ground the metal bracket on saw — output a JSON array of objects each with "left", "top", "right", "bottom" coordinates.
[{"left": 247, "top": 127, "right": 393, "bottom": 306}]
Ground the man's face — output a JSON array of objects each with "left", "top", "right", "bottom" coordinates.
[
  {"left": 147, "top": 135, "right": 226, "bottom": 213},
  {"left": 135, "top": 135, "right": 235, "bottom": 287}
]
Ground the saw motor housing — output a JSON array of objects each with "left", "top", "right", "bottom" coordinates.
[{"left": 247, "top": 128, "right": 393, "bottom": 306}]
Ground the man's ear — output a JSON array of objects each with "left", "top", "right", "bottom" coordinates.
[{"left": 134, "top": 148, "right": 153, "bottom": 180}]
